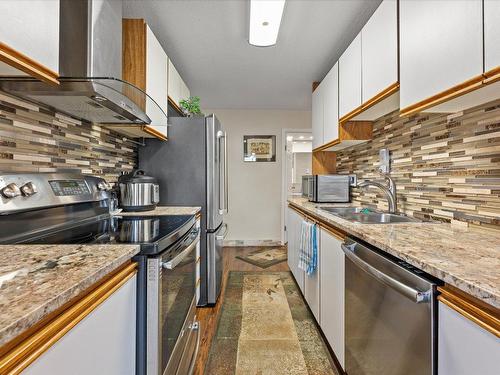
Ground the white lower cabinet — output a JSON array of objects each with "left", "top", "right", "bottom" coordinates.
[
  {"left": 287, "top": 206, "right": 304, "bottom": 293},
  {"left": 319, "top": 228, "right": 345, "bottom": 370},
  {"left": 304, "top": 222, "right": 320, "bottom": 321},
  {"left": 438, "top": 301, "right": 500, "bottom": 375},
  {"left": 23, "top": 275, "right": 137, "bottom": 375}
]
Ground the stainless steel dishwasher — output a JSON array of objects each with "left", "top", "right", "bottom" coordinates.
[{"left": 342, "top": 238, "right": 439, "bottom": 375}]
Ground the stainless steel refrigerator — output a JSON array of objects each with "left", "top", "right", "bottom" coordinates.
[{"left": 139, "top": 114, "right": 228, "bottom": 306}]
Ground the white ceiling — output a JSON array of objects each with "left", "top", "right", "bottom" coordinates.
[{"left": 123, "top": 0, "right": 382, "bottom": 110}]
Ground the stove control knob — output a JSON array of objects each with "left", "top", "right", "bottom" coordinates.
[
  {"left": 20, "top": 181, "right": 38, "bottom": 197},
  {"left": 1, "top": 183, "right": 22, "bottom": 198}
]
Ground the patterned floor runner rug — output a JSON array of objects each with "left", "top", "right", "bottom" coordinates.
[{"left": 205, "top": 271, "right": 339, "bottom": 375}]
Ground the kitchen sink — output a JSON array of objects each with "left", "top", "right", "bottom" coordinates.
[
  {"left": 319, "top": 207, "right": 423, "bottom": 224},
  {"left": 319, "top": 207, "right": 370, "bottom": 215}
]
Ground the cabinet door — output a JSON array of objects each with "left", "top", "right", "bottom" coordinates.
[
  {"left": 339, "top": 34, "right": 362, "bottom": 119},
  {"left": 146, "top": 25, "right": 168, "bottom": 135},
  {"left": 312, "top": 84, "right": 324, "bottom": 149},
  {"left": 322, "top": 63, "right": 339, "bottom": 144},
  {"left": 320, "top": 229, "right": 345, "bottom": 370},
  {"left": 288, "top": 208, "right": 304, "bottom": 292},
  {"left": 24, "top": 275, "right": 137, "bottom": 375},
  {"left": 304, "top": 221, "right": 320, "bottom": 321},
  {"left": 361, "top": 0, "right": 398, "bottom": 102},
  {"left": 399, "top": 0, "right": 483, "bottom": 110},
  {"left": 286, "top": 207, "right": 296, "bottom": 272},
  {"left": 438, "top": 301, "right": 500, "bottom": 375},
  {"left": 484, "top": 0, "right": 500, "bottom": 73},
  {"left": 0, "top": 0, "right": 59, "bottom": 79},
  {"left": 168, "top": 59, "right": 182, "bottom": 106},
  {"left": 180, "top": 78, "right": 191, "bottom": 102}
]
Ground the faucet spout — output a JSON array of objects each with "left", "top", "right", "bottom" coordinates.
[{"left": 357, "top": 177, "right": 398, "bottom": 213}]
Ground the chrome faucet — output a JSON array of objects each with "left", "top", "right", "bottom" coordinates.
[{"left": 357, "top": 173, "right": 398, "bottom": 213}]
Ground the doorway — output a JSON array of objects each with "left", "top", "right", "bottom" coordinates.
[{"left": 281, "top": 129, "right": 312, "bottom": 244}]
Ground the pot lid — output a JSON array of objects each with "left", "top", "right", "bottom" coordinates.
[{"left": 118, "top": 170, "right": 158, "bottom": 184}]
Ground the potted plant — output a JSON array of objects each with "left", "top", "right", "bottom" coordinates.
[{"left": 179, "top": 96, "right": 203, "bottom": 117}]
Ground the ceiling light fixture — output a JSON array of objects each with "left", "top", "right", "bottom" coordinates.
[{"left": 249, "top": 0, "right": 286, "bottom": 47}]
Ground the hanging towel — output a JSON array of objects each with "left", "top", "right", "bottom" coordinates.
[{"left": 298, "top": 220, "right": 318, "bottom": 275}]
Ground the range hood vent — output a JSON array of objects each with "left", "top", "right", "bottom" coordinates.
[{"left": 0, "top": 0, "right": 167, "bottom": 127}]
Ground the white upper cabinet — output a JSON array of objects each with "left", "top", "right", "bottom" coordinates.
[
  {"left": 361, "top": 0, "right": 398, "bottom": 101},
  {"left": 484, "top": 0, "right": 500, "bottom": 74},
  {"left": 339, "top": 34, "right": 362, "bottom": 119},
  {"left": 0, "top": 0, "right": 59, "bottom": 83},
  {"left": 312, "top": 83, "right": 324, "bottom": 149},
  {"left": 180, "top": 77, "right": 191, "bottom": 102},
  {"left": 399, "top": 0, "right": 483, "bottom": 111},
  {"left": 322, "top": 63, "right": 339, "bottom": 145},
  {"left": 168, "top": 60, "right": 191, "bottom": 110},
  {"left": 168, "top": 60, "right": 181, "bottom": 106},
  {"left": 146, "top": 25, "right": 168, "bottom": 134}
]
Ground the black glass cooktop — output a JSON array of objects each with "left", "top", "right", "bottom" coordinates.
[{"left": 21, "top": 214, "right": 195, "bottom": 255}]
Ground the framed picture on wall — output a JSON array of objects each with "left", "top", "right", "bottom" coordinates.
[{"left": 243, "top": 135, "right": 276, "bottom": 162}]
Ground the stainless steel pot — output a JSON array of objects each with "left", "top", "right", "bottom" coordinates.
[{"left": 118, "top": 170, "right": 159, "bottom": 212}]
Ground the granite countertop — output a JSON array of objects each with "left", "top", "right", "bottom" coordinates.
[
  {"left": 115, "top": 205, "right": 201, "bottom": 217},
  {"left": 0, "top": 244, "right": 140, "bottom": 347},
  {"left": 288, "top": 197, "right": 500, "bottom": 309}
]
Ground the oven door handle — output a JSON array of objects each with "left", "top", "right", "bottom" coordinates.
[
  {"left": 341, "top": 243, "right": 430, "bottom": 303},
  {"left": 187, "top": 321, "right": 201, "bottom": 375},
  {"left": 162, "top": 234, "right": 200, "bottom": 270}
]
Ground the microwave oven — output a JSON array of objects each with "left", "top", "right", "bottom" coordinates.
[{"left": 301, "top": 175, "right": 350, "bottom": 203}]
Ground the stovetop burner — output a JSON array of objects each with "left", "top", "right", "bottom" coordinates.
[{"left": 20, "top": 214, "right": 195, "bottom": 255}]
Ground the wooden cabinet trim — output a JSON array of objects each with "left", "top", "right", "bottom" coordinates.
[
  {"left": 168, "top": 95, "right": 184, "bottom": 115},
  {"left": 0, "top": 42, "right": 59, "bottom": 85},
  {"left": 143, "top": 125, "right": 168, "bottom": 141},
  {"left": 312, "top": 151, "right": 336, "bottom": 175},
  {"left": 313, "top": 121, "right": 372, "bottom": 152},
  {"left": 399, "top": 74, "right": 484, "bottom": 117},
  {"left": 437, "top": 285, "right": 500, "bottom": 338},
  {"left": 319, "top": 224, "right": 346, "bottom": 241},
  {"left": 288, "top": 203, "right": 347, "bottom": 241},
  {"left": 339, "top": 81, "right": 400, "bottom": 124},
  {"left": 483, "top": 66, "right": 500, "bottom": 84},
  {"left": 122, "top": 19, "right": 147, "bottom": 111},
  {"left": 0, "top": 263, "right": 138, "bottom": 375}
]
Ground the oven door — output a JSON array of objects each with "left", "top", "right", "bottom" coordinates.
[{"left": 147, "top": 225, "right": 200, "bottom": 375}]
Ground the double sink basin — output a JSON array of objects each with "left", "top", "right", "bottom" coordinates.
[{"left": 319, "top": 206, "right": 423, "bottom": 224}]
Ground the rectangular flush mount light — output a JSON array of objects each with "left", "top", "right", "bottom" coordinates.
[{"left": 249, "top": 0, "right": 286, "bottom": 47}]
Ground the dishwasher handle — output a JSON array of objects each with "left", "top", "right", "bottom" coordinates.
[{"left": 342, "top": 243, "right": 430, "bottom": 303}]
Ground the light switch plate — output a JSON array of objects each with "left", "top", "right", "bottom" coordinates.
[
  {"left": 379, "top": 148, "right": 390, "bottom": 174},
  {"left": 348, "top": 174, "right": 357, "bottom": 186}
]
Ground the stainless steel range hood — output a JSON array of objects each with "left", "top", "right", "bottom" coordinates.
[{"left": 0, "top": 0, "right": 166, "bottom": 126}]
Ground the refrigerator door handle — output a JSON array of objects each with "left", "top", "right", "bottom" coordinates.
[
  {"left": 217, "top": 131, "right": 227, "bottom": 214},
  {"left": 223, "top": 131, "right": 228, "bottom": 213}
]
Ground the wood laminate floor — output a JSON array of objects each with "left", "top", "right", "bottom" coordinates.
[{"left": 193, "top": 246, "right": 289, "bottom": 375}]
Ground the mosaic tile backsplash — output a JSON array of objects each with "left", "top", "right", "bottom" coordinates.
[
  {"left": 336, "top": 98, "right": 500, "bottom": 231},
  {"left": 0, "top": 91, "right": 138, "bottom": 182}
]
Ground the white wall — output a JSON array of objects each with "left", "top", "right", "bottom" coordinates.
[
  {"left": 206, "top": 109, "right": 311, "bottom": 242},
  {"left": 293, "top": 152, "right": 312, "bottom": 184}
]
